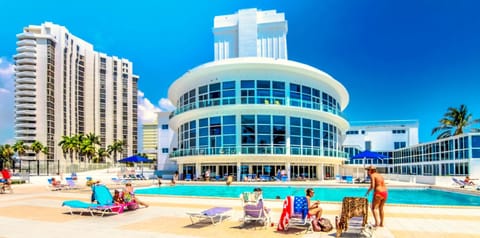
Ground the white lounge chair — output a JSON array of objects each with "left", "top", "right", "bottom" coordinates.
[
  {"left": 240, "top": 192, "right": 271, "bottom": 229},
  {"left": 186, "top": 206, "right": 232, "bottom": 225}
]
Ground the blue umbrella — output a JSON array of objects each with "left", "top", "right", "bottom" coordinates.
[
  {"left": 351, "top": 150, "right": 388, "bottom": 178},
  {"left": 118, "top": 155, "right": 152, "bottom": 163},
  {"left": 118, "top": 155, "right": 153, "bottom": 175},
  {"left": 352, "top": 150, "right": 388, "bottom": 161}
]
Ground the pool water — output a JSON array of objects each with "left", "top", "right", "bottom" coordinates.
[{"left": 135, "top": 184, "right": 480, "bottom": 207}]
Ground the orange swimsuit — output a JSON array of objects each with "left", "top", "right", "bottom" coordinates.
[{"left": 374, "top": 191, "right": 388, "bottom": 200}]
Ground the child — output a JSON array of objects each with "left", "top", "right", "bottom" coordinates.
[{"left": 113, "top": 189, "right": 125, "bottom": 205}]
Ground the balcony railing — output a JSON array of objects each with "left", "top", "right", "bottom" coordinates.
[
  {"left": 171, "top": 96, "right": 343, "bottom": 118},
  {"left": 169, "top": 146, "right": 348, "bottom": 159}
]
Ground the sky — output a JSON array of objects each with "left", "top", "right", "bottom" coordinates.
[{"left": 0, "top": 0, "right": 479, "bottom": 145}]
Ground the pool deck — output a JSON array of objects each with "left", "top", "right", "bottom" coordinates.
[{"left": 1, "top": 174, "right": 480, "bottom": 238}]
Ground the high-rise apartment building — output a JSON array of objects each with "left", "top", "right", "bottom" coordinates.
[
  {"left": 14, "top": 22, "right": 138, "bottom": 162},
  {"left": 142, "top": 121, "right": 158, "bottom": 161}
]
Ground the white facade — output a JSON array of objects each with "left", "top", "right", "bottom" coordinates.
[
  {"left": 156, "top": 112, "right": 177, "bottom": 171},
  {"left": 14, "top": 22, "right": 138, "bottom": 162},
  {"left": 343, "top": 120, "right": 419, "bottom": 152},
  {"left": 213, "top": 8, "right": 288, "bottom": 61}
]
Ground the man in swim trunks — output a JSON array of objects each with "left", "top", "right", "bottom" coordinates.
[{"left": 364, "top": 165, "right": 387, "bottom": 227}]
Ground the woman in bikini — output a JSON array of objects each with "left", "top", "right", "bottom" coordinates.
[
  {"left": 306, "top": 188, "right": 323, "bottom": 218},
  {"left": 365, "top": 165, "right": 387, "bottom": 227}
]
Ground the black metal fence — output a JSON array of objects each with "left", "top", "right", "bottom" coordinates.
[{"left": 11, "top": 159, "right": 60, "bottom": 176}]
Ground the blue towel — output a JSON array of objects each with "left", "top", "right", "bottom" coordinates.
[{"left": 293, "top": 196, "right": 308, "bottom": 219}]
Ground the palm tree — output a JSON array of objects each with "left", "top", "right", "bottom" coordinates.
[
  {"left": 107, "top": 140, "right": 124, "bottom": 166},
  {"left": 0, "top": 144, "right": 15, "bottom": 166},
  {"left": 80, "top": 138, "right": 97, "bottom": 163},
  {"left": 85, "top": 132, "right": 101, "bottom": 147},
  {"left": 72, "top": 134, "right": 84, "bottom": 162},
  {"left": 97, "top": 148, "right": 110, "bottom": 163},
  {"left": 432, "top": 104, "right": 480, "bottom": 139},
  {"left": 12, "top": 141, "right": 29, "bottom": 160},
  {"left": 58, "top": 135, "right": 75, "bottom": 164},
  {"left": 30, "top": 141, "right": 44, "bottom": 160}
]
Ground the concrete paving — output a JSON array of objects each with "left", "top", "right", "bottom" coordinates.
[{"left": 1, "top": 169, "right": 479, "bottom": 238}]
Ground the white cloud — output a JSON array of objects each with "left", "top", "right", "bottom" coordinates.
[
  {"left": 158, "top": 98, "right": 176, "bottom": 112},
  {"left": 137, "top": 90, "right": 176, "bottom": 124},
  {"left": 138, "top": 91, "right": 161, "bottom": 124},
  {"left": 0, "top": 57, "right": 15, "bottom": 144}
]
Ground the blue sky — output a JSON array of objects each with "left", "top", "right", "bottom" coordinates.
[{"left": 0, "top": 0, "right": 479, "bottom": 145}]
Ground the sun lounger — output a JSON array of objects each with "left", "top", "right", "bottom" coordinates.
[
  {"left": 240, "top": 192, "right": 271, "bottom": 229},
  {"left": 277, "top": 196, "right": 312, "bottom": 233},
  {"left": 335, "top": 197, "right": 372, "bottom": 238},
  {"left": 62, "top": 184, "right": 124, "bottom": 216},
  {"left": 186, "top": 206, "right": 232, "bottom": 225},
  {"left": 452, "top": 177, "right": 474, "bottom": 188}
]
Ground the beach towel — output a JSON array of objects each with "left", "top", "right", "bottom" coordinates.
[{"left": 277, "top": 196, "right": 309, "bottom": 231}]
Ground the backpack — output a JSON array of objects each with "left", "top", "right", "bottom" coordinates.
[
  {"left": 312, "top": 217, "right": 333, "bottom": 232},
  {"left": 318, "top": 218, "right": 333, "bottom": 232}
]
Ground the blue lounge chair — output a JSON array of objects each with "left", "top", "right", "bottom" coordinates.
[{"left": 62, "top": 184, "right": 123, "bottom": 216}]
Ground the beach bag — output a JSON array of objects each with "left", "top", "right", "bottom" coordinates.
[
  {"left": 318, "top": 217, "right": 333, "bottom": 232},
  {"left": 312, "top": 218, "right": 322, "bottom": 232}
]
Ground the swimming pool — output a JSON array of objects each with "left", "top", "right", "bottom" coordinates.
[{"left": 135, "top": 184, "right": 480, "bottom": 207}]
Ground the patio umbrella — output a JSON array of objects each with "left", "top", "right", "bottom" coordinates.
[
  {"left": 351, "top": 150, "right": 388, "bottom": 178},
  {"left": 118, "top": 155, "right": 153, "bottom": 175}
]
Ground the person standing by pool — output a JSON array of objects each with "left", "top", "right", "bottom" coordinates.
[{"left": 365, "top": 165, "right": 387, "bottom": 227}]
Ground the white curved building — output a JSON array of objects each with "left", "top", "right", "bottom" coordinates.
[
  {"left": 168, "top": 9, "right": 349, "bottom": 181},
  {"left": 169, "top": 56, "right": 349, "bottom": 181}
]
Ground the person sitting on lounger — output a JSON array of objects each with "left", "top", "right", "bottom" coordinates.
[
  {"left": 123, "top": 182, "right": 149, "bottom": 208},
  {"left": 113, "top": 189, "right": 125, "bottom": 205},
  {"left": 464, "top": 176, "right": 475, "bottom": 185},
  {"left": 51, "top": 177, "right": 62, "bottom": 187},
  {"left": 306, "top": 188, "right": 322, "bottom": 218},
  {"left": 253, "top": 187, "right": 270, "bottom": 214},
  {"left": 1, "top": 166, "right": 13, "bottom": 193}
]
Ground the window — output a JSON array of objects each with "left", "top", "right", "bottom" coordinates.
[
  {"left": 365, "top": 141, "right": 371, "bottom": 151},
  {"left": 161, "top": 124, "right": 168, "bottom": 130},
  {"left": 162, "top": 148, "right": 169, "bottom": 153},
  {"left": 392, "top": 129, "right": 406, "bottom": 134},
  {"left": 394, "top": 141, "right": 406, "bottom": 149}
]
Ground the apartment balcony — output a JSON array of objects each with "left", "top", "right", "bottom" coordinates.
[
  {"left": 15, "top": 77, "right": 35, "bottom": 85},
  {"left": 16, "top": 129, "right": 36, "bottom": 135},
  {"left": 15, "top": 123, "right": 36, "bottom": 129},
  {"left": 15, "top": 97, "right": 36, "bottom": 103},
  {"left": 15, "top": 90, "right": 35, "bottom": 97},
  {"left": 16, "top": 103, "right": 36, "bottom": 110},
  {"left": 16, "top": 32, "right": 36, "bottom": 40},
  {"left": 16, "top": 46, "right": 36, "bottom": 53},
  {"left": 16, "top": 71, "right": 35, "bottom": 78},
  {"left": 14, "top": 52, "right": 36, "bottom": 60},
  {"left": 16, "top": 58, "right": 36, "bottom": 65},
  {"left": 15, "top": 65, "right": 36, "bottom": 71},
  {"left": 15, "top": 136, "right": 35, "bottom": 142},
  {"left": 15, "top": 84, "right": 36, "bottom": 91},
  {"left": 15, "top": 115, "right": 36, "bottom": 122},
  {"left": 16, "top": 39, "right": 36, "bottom": 47},
  {"left": 15, "top": 107, "right": 36, "bottom": 115}
]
